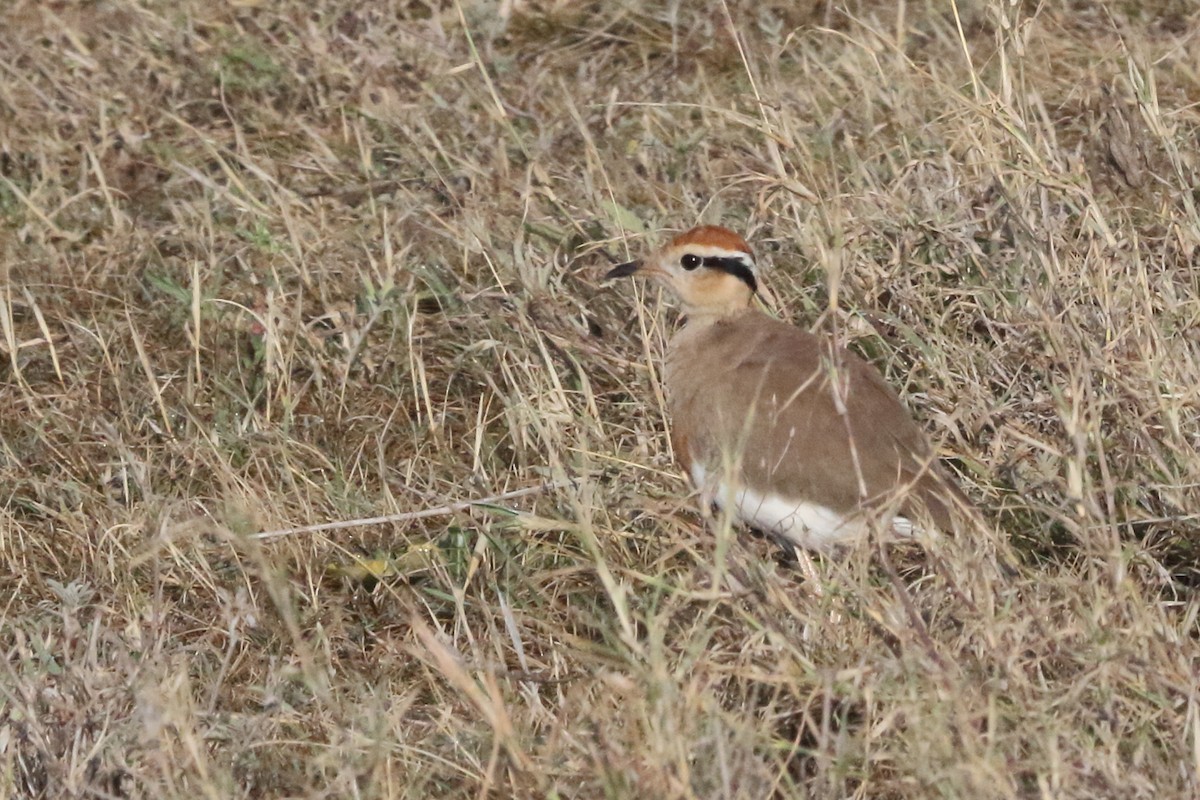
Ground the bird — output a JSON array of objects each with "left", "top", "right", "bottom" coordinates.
[{"left": 605, "top": 224, "right": 969, "bottom": 551}]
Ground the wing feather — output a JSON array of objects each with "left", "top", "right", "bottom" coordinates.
[{"left": 666, "top": 312, "right": 965, "bottom": 529}]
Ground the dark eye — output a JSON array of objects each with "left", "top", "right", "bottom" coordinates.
[{"left": 680, "top": 254, "right": 701, "bottom": 270}]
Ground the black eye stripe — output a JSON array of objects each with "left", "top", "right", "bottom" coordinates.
[{"left": 701, "top": 255, "right": 757, "bottom": 295}]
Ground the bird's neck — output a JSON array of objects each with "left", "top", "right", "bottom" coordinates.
[{"left": 681, "top": 300, "right": 753, "bottom": 328}]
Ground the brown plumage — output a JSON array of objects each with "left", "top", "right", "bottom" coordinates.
[{"left": 606, "top": 225, "right": 969, "bottom": 550}]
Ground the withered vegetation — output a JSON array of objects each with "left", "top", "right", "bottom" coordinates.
[{"left": 2, "top": 1, "right": 1198, "bottom": 797}]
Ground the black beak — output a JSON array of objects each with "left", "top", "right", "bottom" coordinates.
[{"left": 604, "top": 260, "right": 642, "bottom": 280}]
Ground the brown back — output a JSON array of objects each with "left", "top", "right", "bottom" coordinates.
[{"left": 665, "top": 310, "right": 966, "bottom": 528}]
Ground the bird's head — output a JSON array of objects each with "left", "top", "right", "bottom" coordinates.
[{"left": 605, "top": 225, "right": 757, "bottom": 316}]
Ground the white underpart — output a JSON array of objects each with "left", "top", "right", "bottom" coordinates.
[{"left": 690, "top": 463, "right": 915, "bottom": 550}]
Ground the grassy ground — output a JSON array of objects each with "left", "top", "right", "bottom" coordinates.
[{"left": 2, "top": 0, "right": 1199, "bottom": 797}]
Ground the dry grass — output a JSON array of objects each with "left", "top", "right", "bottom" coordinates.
[{"left": 2, "top": 0, "right": 1199, "bottom": 797}]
